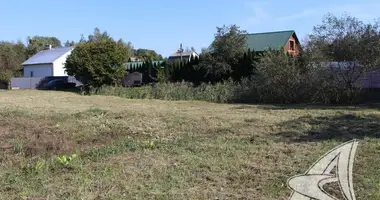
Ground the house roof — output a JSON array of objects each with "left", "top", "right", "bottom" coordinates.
[
  {"left": 246, "top": 30, "right": 297, "bottom": 51},
  {"left": 205, "top": 30, "right": 299, "bottom": 53},
  {"left": 169, "top": 51, "right": 198, "bottom": 57},
  {"left": 22, "top": 46, "right": 74, "bottom": 66}
]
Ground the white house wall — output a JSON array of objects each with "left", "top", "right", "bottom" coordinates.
[
  {"left": 23, "top": 64, "right": 53, "bottom": 77},
  {"left": 52, "top": 49, "right": 72, "bottom": 76}
]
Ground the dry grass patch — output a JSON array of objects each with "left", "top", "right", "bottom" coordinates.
[{"left": 0, "top": 90, "right": 380, "bottom": 199}]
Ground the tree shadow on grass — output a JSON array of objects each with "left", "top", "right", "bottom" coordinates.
[
  {"left": 273, "top": 114, "right": 380, "bottom": 143},
  {"left": 231, "top": 103, "right": 380, "bottom": 111},
  {"left": 36, "top": 87, "right": 83, "bottom": 95},
  {"left": 258, "top": 104, "right": 380, "bottom": 111}
]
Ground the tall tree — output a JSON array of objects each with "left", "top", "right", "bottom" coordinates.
[
  {"left": 64, "top": 40, "right": 75, "bottom": 47},
  {"left": 26, "top": 36, "right": 62, "bottom": 58},
  {"left": 197, "top": 24, "right": 248, "bottom": 82},
  {"left": 64, "top": 29, "right": 130, "bottom": 94},
  {"left": 0, "top": 41, "right": 26, "bottom": 83},
  {"left": 134, "top": 48, "right": 163, "bottom": 61},
  {"left": 87, "top": 27, "right": 113, "bottom": 42},
  {"left": 79, "top": 34, "right": 86, "bottom": 43},
  {"left": 117, "top": 39, "right": 134, "bottom": 59},
  {"left": 184, "top": 46, "right": 196, "bottom": 52},
  {"left": 307, "top": 13, "right": 380, "bottom": 103}
]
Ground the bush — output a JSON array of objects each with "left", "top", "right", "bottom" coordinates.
[
  {"left": 308, "top": 67, "right": 348, "bottom": 104},
  {"left": 253, "top": 50, "right": 314, "bottom": 103},
  {"left": 64, "top": 29, "right": 130, "bottom": 94},
  {"left": 93, "top": 80, "right": 248, "bottom": 104},
  {"left": 93, "top": 47, "right": 377, "bottom": 105}
]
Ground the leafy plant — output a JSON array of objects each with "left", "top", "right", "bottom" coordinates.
[
  {"left": 57, "top": 154, "right": 77, "bottom": 165},
  {"left": 21, "top": 160, "right": 45, "bottom": 175},
  {"left": 146, "top": 141, "right": 154, "bottom": 149}
]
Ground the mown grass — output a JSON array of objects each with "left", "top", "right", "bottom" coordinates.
[{"left": 0, "top": 90, "right": 379, "bottom": 199}]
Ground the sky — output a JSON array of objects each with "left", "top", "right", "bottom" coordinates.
[{"left": 1, "top": 0, "right": 380, "bottom": 57}]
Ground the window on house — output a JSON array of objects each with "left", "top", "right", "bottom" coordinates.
[
  {"left": 30, "top": 71, "right": 34, "bottom": 77},
  {"left": 290, "top": 41, "right": 295, "bottom": 51}
]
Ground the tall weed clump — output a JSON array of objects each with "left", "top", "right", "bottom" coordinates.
[{"left": 94, "top": 80, "right": 248, "bottom": 104}]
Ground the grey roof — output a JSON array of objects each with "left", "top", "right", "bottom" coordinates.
[{"left": 22, "top": 46, "right": 74, "bottom": 66}]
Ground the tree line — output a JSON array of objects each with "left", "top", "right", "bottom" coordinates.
[
  {"left": 2, "top": 12, "right": 380, "bottom": 104},
  {"left": 122, "top": 13, "right": 380, "bottom": 104},
  {"left": 0, "top": 28, "right": 162, "bottom": 88},
  {"left": 0, "top": 36, "right": 61, "bottom": 85}
]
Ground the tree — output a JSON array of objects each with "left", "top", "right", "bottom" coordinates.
[
  {"left": 11, "top": 40, "right": 26, "bottom": 77},
  {"left": 79, "top": 34, "right": 86, "bottom": 43},
  {"left": 88, "top": 27, "right": 113, "bottom": 42},
  {"left": 26, "top": 36, "right": 61, "bottom": 58},
  {"left": 134, "top": 48, "right": 163, "bottom": 61},
  {"left": 231, "top": 48, "right": 258, "bottom": 81},
  {"left": 307, "top": 13, "right": 380, "bottom": 103},
  {"left": 0, "top": 41, "right": 26, "bottom": 84},
  {"left": 197, "top": 24, "right": 248, "bottom": 82},
  {"left": 254, "top": 49, "right": 313, "bottom": 103},
  {"left": 211, "top": 24, "right": 248, "bottom": 64},
  {"left": 64, "top": 29, "right": 130, "bottom": 94},
  {"left": 117, "top": 39, "right": 134, "bottom": 60},
  {"left": 184, "top": 46, "right": 196, "bottom": 52},
  {"left": 64, "top": 40, "right": 75, "bottom": 47},
  {"left": 13, "top": 40, "right": 27, "bottom": 61}
]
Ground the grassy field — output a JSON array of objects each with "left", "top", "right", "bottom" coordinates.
[{"left": 0, "top": 90, "right": 379, "bottom": 199}]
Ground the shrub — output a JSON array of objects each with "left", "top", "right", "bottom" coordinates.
[
  {"left": 253, "top": 50, "right": 313, "bottom": 103},
  {"left": 64, "top": 29, "right": 130, "bottom": 94},
  {"left": 94, "top": 80, "right": 246, "bottom": 104}
]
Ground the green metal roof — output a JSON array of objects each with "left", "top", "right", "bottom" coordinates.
[
  {"left": 246, "top": 30, "right": 296, "bottom": 51},
  {"left": 205, "top": 30, "right": 298, "bottom": 53},
  {"left": 125, "top": 60, "right": 164, "bottom": 70}
]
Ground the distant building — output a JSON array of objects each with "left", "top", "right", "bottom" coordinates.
[
  {"left": 122, "top": 71, "right": 143, "bottom": 87},
  {"left": 167, "top": 44, "right": 199, "bottom": 63},
  {"left": 205, "top": 30, "right": 301, "bottom": 56},
  {"left": 21, "top": 45, "right": 74, "bottom": 77},
  {"left": 128, "top": 56, "right": 143, "bottom": 62}
]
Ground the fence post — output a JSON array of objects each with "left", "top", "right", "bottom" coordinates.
[{"left": 30, "top": 78, "right": 32, "bottom": 89}]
